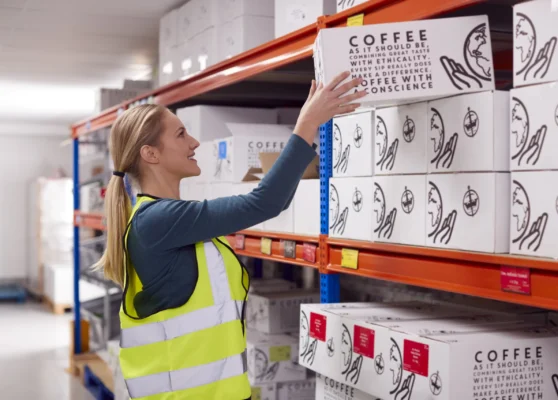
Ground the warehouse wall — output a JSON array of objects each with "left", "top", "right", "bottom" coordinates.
[{"left": 0, "top": 134, "right": 71, "bottom": 280}]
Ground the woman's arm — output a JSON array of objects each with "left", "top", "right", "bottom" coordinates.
[{"left": 135, "top": 135, "right": 316, "bottom": 249}]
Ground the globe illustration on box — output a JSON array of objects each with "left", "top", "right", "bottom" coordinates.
[
  {"left": 464, "top": 23, "right": 492, "bottom": 80},
  {"left": 514, "top": 13, "right": 536, "bottom": 75}
]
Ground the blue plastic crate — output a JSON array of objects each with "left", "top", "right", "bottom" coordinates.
[
  {"left": 0, "top": 285, "right": 26, "bottom": 303},
  {"left": 84, "top": 366, "right": 114, "bottom": 400}
]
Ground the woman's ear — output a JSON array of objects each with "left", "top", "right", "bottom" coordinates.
[{"left": 140, "top": 145, "right": 159, "bottom": 165}]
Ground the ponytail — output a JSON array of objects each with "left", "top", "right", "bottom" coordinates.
[
  {"left": 93, "top": 104, "right": 166, "bottom": 287},
  {"left": 94, "top": 176, "right": 131, "bottom": 287}
]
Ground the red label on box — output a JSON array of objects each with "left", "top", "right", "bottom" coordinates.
[
  {"left": 403, "top": 339, "right": 429, "bottom": 377},
  {"left": 310, "top": 312, "right": 327, "bottom": 341},
  {"left": 100, "top": 188, "right": 107, "bottom": 198},
  {"left": 354, "top": 325, "right": 375, "bottom": 358},
  {"left": 303, "top": 243, "right": 317, "bottom": 264},
  {"left": 501, "top": 266, "right": 531, "bottom": 295},
  {"left": 235, "top": 234, "right": 245, "bottom": 250}
]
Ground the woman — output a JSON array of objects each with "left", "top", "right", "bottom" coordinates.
[{"left": 97, "top": 71, "right": 365, "bottom": 400}]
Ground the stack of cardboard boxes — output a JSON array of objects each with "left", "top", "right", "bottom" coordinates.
[
  {"left": 176, "top": 105, "right": 322, "bottom": 236},
  {"left": 247, "top": 278, "right": 320, "bottom": 399},
  {"left": 159, "top": 0, "right": 275, "bottom": 85},
  {"left": 300, "top": 301, "right": 558, "bottom": 400},
  {"left": 509, "top": 0, "right": 558, "bottom": 259}
]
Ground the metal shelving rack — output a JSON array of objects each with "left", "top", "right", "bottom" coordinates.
[{"left": 71, "top": 0, "right": 548, "bottom": 360}]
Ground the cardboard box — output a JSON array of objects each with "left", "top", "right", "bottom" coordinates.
[
  {"left": 426, "top": 173, "right": 510, "bottom": 253},
  {"left": 510, "top": 82, "right": 558, "bottom": 171},
  {"left": 374, "top": 102, "right": 428, "bottom": 175},
  {"left": 220, "top": 0, "right": 274, "bottom": 23},
  {"left": 180, "top": 0, "right": 220, "bottom": 39},
  {"left": 247, "top": 330, "right": 307, "bottom": 384},
  {"left": 315, "top": 374, "right": 380, "bottom": 400},
  {"left": 251, "top": 383, "right": 277, "bottom": 400},
  {"left": 294, "top": 179, "right": 321, "bottom": 236},
  {"left": 372, "top": 175, "right": 426, "bottom": 246},
  {"left": 277, "top": 379, "right": 316, "bottom": 400},
  {"left": 336, "top": 0, "right": 369, "bottom": 13},
  {"left": 329, "top": 177, "right": 375, "bottom": 241},
  {"left": 427, "top": 91, "right": 509, "bottom": 173},
  {"left": 377, "top": 325, "right": 558, "bottom": 400},
  {"left": 513, "top": 0, "right": 558, "bottom": 88},
  {"left": 263, "top": 204, "right": 295, "bottom": 233},
  {"left": 332, "top": 110, "right": 374, "bottom": 178},
  {"left": 207, "top": 182, "right": 234, "bottom": 200},
  {"left": 510, "top": 171, "right": 558, "bottom": 259},
  {"left": 219, "top": 15, "right": 275, "bottom": 60},
  {"left": 177, "top": 29, "right": 220, "bottom": 78},
  {"left": 159, "top": 9, "right": 178, "bottom": 51},
  {"left": 275, "top": 0, "right": 336, "bottom": 38},
  {"left": 214, "top": 124, "right": 291, "bottom": 182},
  {"left": 277, "top": 107, "right": 301, "bottom": 125},
  {"left": 314, "top": 16, "right": 495, "bottom": 106},
  {"left": 158, "top": 46, "right": 179, "bottom": 87},
  {"left": 176, "top": 105, "right": 278, "bottom": 142},
  {"left": 249, "top": 289, "right": 320, "bottom": 334},
  {"left": 298, "top": 302, "right": 481, "bottom": 385},
  {"left": 189, "top": 141, "right": 214, "bottom": 184},
  {"left": 249, "top": 278, "right": 298, "bottom": 294}
]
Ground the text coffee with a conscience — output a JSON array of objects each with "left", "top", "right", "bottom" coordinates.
[
  {"left": 473, "top": 346, "right": 543, "bottom": 400},
  {"left": 349, "top": 29, "right": 433, "bottom": 95}
]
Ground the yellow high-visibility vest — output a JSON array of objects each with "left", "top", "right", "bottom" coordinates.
[{"left": 118, "top": 195, "right": 251, "bottom": 400}]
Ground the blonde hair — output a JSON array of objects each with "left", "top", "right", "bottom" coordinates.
[{"left": 94, "top": 104, "right": 167, "bottom": 287}]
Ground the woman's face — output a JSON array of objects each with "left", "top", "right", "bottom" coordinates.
[{"left": 157, "top": 110, "right": 201, "bottom": 178}]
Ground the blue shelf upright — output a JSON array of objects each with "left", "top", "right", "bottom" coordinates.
[
  {"left": 73, "top": 137, "right": 82, "bottom": 354},
  {"left": 319, "top": 120, "right": 340, "bottom": 304}
]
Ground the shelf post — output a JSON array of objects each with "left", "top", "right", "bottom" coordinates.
[
  {"left": 318, "top": 120, "right": 339, "bottom": 303},
  {"left": 73, "top": 136, "right": 82, "bottom": 354}
]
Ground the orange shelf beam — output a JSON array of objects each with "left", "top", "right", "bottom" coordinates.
[
  {"left": 74, "top": 211, "right": 106, "bottom": 231},
  {"left": 326, "top": 238, "right": 558, "bottom": 310},
  {"left": 226, "top": 231, "right": 319, "bottom": 269},
  {"left": 71, "top": 0, "right": 490, "bottom": 138}
]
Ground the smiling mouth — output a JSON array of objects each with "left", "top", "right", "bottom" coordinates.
[{"left": 188, "top": 154, "right": 197, "bottom": 161}]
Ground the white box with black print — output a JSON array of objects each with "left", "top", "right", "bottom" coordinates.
[
  {"left": 313, "top": 16, "right": 495, "bottom": 106},
  {"left": 214, "top": 124, "right": 291, "bottom": 183},
  {"left": 425, "top": 173, "right": 510, "bottom": 253},
  {"left": 315, "top": 374, "right": 377, "bottom": 400},
  {"left": 375, "top": 325, "right": 558, "bottom": 400},
  {"left": 510, "top": 171, "right": 558, "bottom": 259},
  {"left": 247, "top": 330, "right": 307, "bottom": 385},
  {"left": 332, "top": 110, "right": 374, "bottom": 178},
  {"left": 277, "top": 379, "right": 316, "bottom": 400},
  {"left": 275, "top": 0, "right": 336, "bottom": 38},
  {"left": 513, "top": 0, "right": 558, "bottom": 88},
  {"left": 510, "top": 82, "right": 558, "bottom": 171},
  {"left": 329, "top": 177, "right": 374, "bottom": 241},
  {"left": 371, "top": 175, "right": 426, "bottom": 246},
  {"left": 427, "top": 91, "right": 510, "bottom": 173},
  {"left": 251, "top": 382, "right": 277, "bottom": 400},
  {"left": 249, "top": 289, "right": 320, "bottom": 334},
  {"left": 219, "top": 15, "right": 275, "bottom": 61},
  {"left": 294, "top": 179, "right": 321, "bottom": 236},
  {"left": 336, "top": 0, "right": 369, "bottom": 13},
  {"left": 374, "top": 102, "right": 428, "bottom": 175}
]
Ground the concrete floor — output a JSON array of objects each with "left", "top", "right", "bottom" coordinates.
[{"left": 0, "top": 302, "right": 94, "bottom": 400}]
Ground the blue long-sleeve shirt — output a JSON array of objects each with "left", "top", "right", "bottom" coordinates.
[{"left": 127, "top": 134, "right": 317, "bottom": 317}]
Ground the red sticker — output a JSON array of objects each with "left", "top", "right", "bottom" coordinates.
[
  {"left": 100, "top": 188, "right": 107, "bottom": 198},
  {"left": 310, "top": 312, "right": 327, "bottom": 341},
  {"left": 403, "top": 339, "right": 429, "bottom": 377},
  {"left": 354, "top": 325, "right": 375, "bottom": 358},
  {"left": 235, "top": 234, "right": 245, "bottom": 250},
  {"left": 303, "top": 243, "right": 317, "bottom": 263},
  {"left": 501, "top": 266, "right": 531, "bottom": 295}
]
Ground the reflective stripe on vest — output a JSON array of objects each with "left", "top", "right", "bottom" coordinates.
[
  {"left": 120, "top": 197, "right": 250, "bottom": 399},
  {"left": 126, "top": 351, "right": 248, "bottom": 399}
]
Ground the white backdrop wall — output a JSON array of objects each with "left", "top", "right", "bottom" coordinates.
[{"left": 0, "top": 134, "right": 71, "bottom": 280}]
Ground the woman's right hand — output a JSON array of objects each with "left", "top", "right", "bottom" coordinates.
[{"left": 294, "top": 71, "right": 367, "bottom": 146}]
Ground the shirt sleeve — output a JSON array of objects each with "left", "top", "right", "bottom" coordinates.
[{"left": 134, "top": 134, "right": 317, "bottom": 250}]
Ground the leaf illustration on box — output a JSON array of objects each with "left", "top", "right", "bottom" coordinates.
[
  {"left": 340, "top": 324, "right": 363, "bottom": 385},
  {"left": 427, "top": 181, "right": 457, "bottom": 245},
  {"left": 373, "top": 183, "right": 397, "bottom": 239},
  {"left": 430, "top": 108, "right": 458, "bottom": 170},
  {"left": 376, "top": 116, "right": 398, "bottom": 171},
  {"left": 515, "top": 12, "right": 557, "bottom": 81},
  {"left": 512, "top": 180, "right": 548, "bottom": 252}
]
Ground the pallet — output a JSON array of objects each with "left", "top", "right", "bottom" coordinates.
[
  {"left": 0, "top": 284, "right": 26, "bottom": 303},
  {"left": 43, "top": 295, "right": 72, "bottom": 314},
  {"left": 70, "top": 353, "right": 114, "bottom": 400},
  {"left": 84, "top": 365, "right": 114, "bottom": 400}
]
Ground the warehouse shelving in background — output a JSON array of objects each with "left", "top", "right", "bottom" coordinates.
[{"left": 70, "top": 0, "right": 554, "bottom": 379}]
